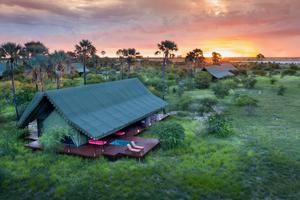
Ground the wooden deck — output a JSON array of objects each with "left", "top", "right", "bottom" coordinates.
[{"left": 24, "top": 113, "right": 169, "bottom": 159}]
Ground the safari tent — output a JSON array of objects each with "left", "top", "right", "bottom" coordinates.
[
  {"left": 18, "top": 78, "right": 167, "bottom": 147},
  {"left": 204, "top": 63, "right": 237, "bottom": 79}
]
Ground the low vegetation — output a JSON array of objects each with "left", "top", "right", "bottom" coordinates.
[{"left": 0, "top": 57, "right": 300, "bottom": 199}]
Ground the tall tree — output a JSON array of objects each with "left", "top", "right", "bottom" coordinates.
[
  {"left": 212, "top": 51, "right": 222, "bottom": 65},
  {"left": 75, "top": 40, "right": 96, "bottom": 85},
  {"left": 185, "top": 48, "right": 205, "bottom": 76},
  {"left": 256, "top": 53, "right": 265, "bottom": 61},
  {"left": 116, "top": 49, "right": 125, "bottom": 79},
  {"left": 50, "top": 51, "right": 68, "bottom": 89},
  {"left": 0, "top": 42, "right": 23, "bottom": 119},
  {"left": 155, "top": 40, "right": 178, "bottom": 100},
  {"left": 24, "top": 41, "right": 48, "bottom": 58},
  {"left": 116, "top": 48, "right": 140, "bottom": 76},
  {"left": 28, "top": 54, "right": 49, "bottom": 92}
]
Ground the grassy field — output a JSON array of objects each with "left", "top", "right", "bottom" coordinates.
[{"left": 0, "top": 76, "right": 299, "bottom": 199}]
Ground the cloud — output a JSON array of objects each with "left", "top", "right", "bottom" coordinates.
[{"left": 0, "top": 0, "right": 299, "bottom": 56}]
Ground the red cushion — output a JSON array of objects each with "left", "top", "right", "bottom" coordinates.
[
  {"left": 88, "top": 140, "right": 107, "bottom": 145},
  {"left": 115, "top": 131, "right": 126, "bottom": 136}
]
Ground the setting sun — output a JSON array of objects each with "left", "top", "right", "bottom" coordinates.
[{"left": 201, "top": 39, "right": 259, "bottom": 57}]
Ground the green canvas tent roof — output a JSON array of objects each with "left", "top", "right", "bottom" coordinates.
[
  {"left": 72, "top": 63, "right": 89, "bottom": 73},
  {"left": 18, "top": 78, "right": 167, "bottom": 139},
  {"left": 205, "top": 63, "right": 237, "bottom": 79},
  {"left": 0, "top": 62, "right": 7, "bottom": 77}
]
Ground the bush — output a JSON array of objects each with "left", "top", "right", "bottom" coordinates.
[
  {"left": 198, "top": 97, "right": 218, "bottom": 114},
  {"left": 151, "top": 121, "right": 185, "bottom": 149},
  {"left": 253, "top": 69, "right": 267, "bottom": 76},
  {"left": 289, "top": 64, "right": 299, "bottom": 70},
  {"left": 233, "top": 94, "right": 258, "bottom": 107},
  {"left": 86, "top": 74, "right": 105, "bottom": 84},
  {"left": 194, "top": 71, "right": 212, "bottom": 89},
  {"left": 277, "top": 85, "right": 287, "bottom": 96},
  {"left": 270, "top": 78, "right": 277, "bottom": 85},
  {"left": 281, "top": 69, "right": 297, "bottom": 77},
  {"left": 241, "top": 76, "right": 257, "bottom": 89},
  {"left": 212, "top": 82, "right": 230, "bottom": 98},
  {"left": 205, "top": 114, "right": 234, "bottom": 137},
  {"left": 222, "top": 79, "right": 238, "bottom": 89},
  {"left": 176, "top": 95, "right": 194, "bottom": 111},
  {"left": 39, "top": 127, "right": 71, "bottom": 152},
  {"left": 233, "top": 94, "right": 258, "bottom": 115}
]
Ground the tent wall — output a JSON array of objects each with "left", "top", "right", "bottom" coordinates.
[{"left": 42, "top": 110, "right": 88, "bottom": 147}]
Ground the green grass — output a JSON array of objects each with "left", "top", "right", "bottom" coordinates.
[{"left": 0, "top": 76, "right": 299, "bottom": 199}]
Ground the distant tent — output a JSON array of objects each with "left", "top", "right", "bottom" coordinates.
[
  {"left": 204, "top": 63, "right": 237, "bottom": 79},
  {"left": 0, "top": 62, "right": 7, "bottom": 78},
  {"left": 72, "top": 63, "right": 89, "bottom": 74},
  {"left": 18, "top": 78, "right": 167, "bottom": 146}
]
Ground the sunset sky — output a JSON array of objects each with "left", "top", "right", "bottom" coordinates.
[{"left": 0, "top": 0, "right": 300, "bottom": 57}]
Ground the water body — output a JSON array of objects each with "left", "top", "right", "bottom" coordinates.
[{"left": 232, "top": 60, "right": 300, "bottom": 64}]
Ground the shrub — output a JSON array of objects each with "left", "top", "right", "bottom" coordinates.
[
  {"left": 270, "top": 78, "right": 277, "bottom": 85},
  {"left": 281, "top": 69, "right": 297, "bottom": 77},
  {"left": 277, "top": 85, "right": 287, "bottom": 96},
  {"left": 151, "top": 121, "right": 185, "bottom": 149},
  {"left": 212, "top": 82, "right": 230, "bottom": 98},
  {"left": 233, "top": 94, "right": 258, "bottom": 107},
  {"left": 39, "top": 127, "right": 72, "bottom": 152},
  {"left": 198, "top": 97, "right": 218, "bottom": 114},
  {"left": 241, "top": 76, "right": 257, "bottom": 89},
  {"left": 176, "top": 95, "right": 193, "bottom": 111},
  {"left": 205, "top": 114, "right": 234, "bottom": 137},
  {"left": 233, "top": 94, "right": 258, "bottom": 115},
  {"left": 194, "top": 71, "right": 212, "bottom": 89},
  {"left": 289, "top": 64, "right": 299, "bottom": 70},
  {"left": 222, "top": 79, "right": 238, "bottom": 89},
  {"left": 86, "top": 74, "right": 105, "bottom": 84},
  {"left": 253, "top": 69, "right": 267, "bottom": 76}
]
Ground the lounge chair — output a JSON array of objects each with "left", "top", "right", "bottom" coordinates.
[
  {"left": 130, "top": 141, "right": 144, "bottom": 150},
  {"left": 127, "top": 144, "right": 142, "bottom": 153}
]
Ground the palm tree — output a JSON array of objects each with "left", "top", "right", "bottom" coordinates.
[
  {"left": 24, "top": 41, "right": 48, "bottom": 58},
  {"left": 75, "top": 40, "right": 96, "bottom": 85},
  {"left": 185, "top": 48, "right": 205, "bottom": 76},
  {"left": 116, "top": 48, "right": 140, "bottom": 76},
  {"left": 155, "top": 40, "right": 178, "bottom": 100},
  {"left": 50, "top": 51, "right": 68, "bottom": 89},
  {"left": 0, "top": 42, "right": 23, "bottom": 119},
  {"left": 116, "top": 49, "right": 125, "bottom": 79},
  {"left": 212, "top": 52, "right": 222, "bottom": 65},
  {"left": 28, "top": 54, "right": 49, "bottom": 92}
]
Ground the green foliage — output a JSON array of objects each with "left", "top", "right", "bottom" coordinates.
[
  {"left": 211, "top": 82, "right": 230, "bottom": 98},
  {"left": 253, "top": 69, "right": 267, "bottom": 76},
  {"left": 198, "top": 97, "right": 218, "bottom": 114},
  {"left": 233, "top": 94, "right": 258, "bottom": 107},
  {"left": 15, "top": 86, "right": 35, "bottom": 106},
  {"left": 277, "top": 85, "right": 287, "bottom": 96},
  {"left": 39, "top": 127, "right": 71, "bottom": 152},
  {"left": 289, "top": 64, "right": 299, "bottom": 70},
  {"left": 205, "top": 114, "right": 234, "bottom": 137},
  {"left": 176, "top": 95, "right": 194, "bottom": 111},
  {"left": 241, "top": 76, "right": 257, "bottom": 89},
  {"left": 194, "top": 71, "right": 212, "bottom": 89},
  {"left": 281, "top": 69, "right": 297, "bottom": 77},
  {"left": 222, "top": 79, "right": 238, "bottom": 89},
  {"left": 270, "top": 77, "right": 277, "bottom": 85},
  {"left": 150, "top": 121, "right": 185, "bottom": 149},
  {"left": 86, "top": 74, "right": 104, "bottom": 84}
]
